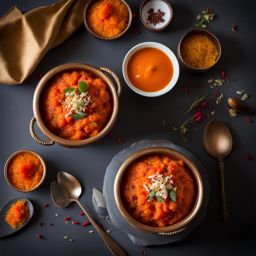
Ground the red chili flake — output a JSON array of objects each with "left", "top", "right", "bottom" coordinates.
[
  {"left": 36, "top": 234, "right": 45, "bottom": 239},
  {"left": 193, "top": 110, "right": 203, "bottom": 123},
  {"left": 64, "top": 217, "right": 72, "bottom": 221},
  {"left": 40, "top": 222, "right": 44, "bottom": 227},
  {"left": 182, "top": 86, "right": 190, "bottom": 95},
  {"left": 246, "top": 116, "right": 254, "bottom": 124},
  {"left": 106, "top": 132, "right": 112, "bottom": 138},
  {"left": 72, "top": 221, "right": 80, "bottom": 225},
  {"left": 116, "top": 136, "right": 124, "bottom": 144},
  {"left": 232, "top": 25, "right": 238, "bottom": 32},
  {"left": 132, "top": 28, "right": 140, "bottom": 35},
  {"left": 201, "top": 100, "right": 208, "bottom": 108},
  {"left": 244, "top": 154, "right": 253, "bottom": 161},
  {"left": 79, "top": 212, "right": 85, "bottom": 216},
  {"left": 82, "top": 221, "right": 91, "bottom": 227},
  {"left": 220, "top": 70, "right": 226, "bottom": 80},
  {"left": 42, "top": 203, "right": 49, "bottom": 208},
  {"left": 132, "top": 12, "right": 138, "bottom": 19}
]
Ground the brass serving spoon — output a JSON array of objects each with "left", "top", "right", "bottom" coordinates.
[
  {"left": 50, "top": 172, "right": 126, "bottom": 256},
  {"left": 203, "top": 120, "right": 233, "bottom": 223}
]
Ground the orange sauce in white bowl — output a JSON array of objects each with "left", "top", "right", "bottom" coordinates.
[{"left": 127, "top": 48, "right": 173, "bottom": 92}]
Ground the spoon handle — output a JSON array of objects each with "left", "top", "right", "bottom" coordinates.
[
  {"left": 219, "top": 160, "right": 229, "bottom": 223},
  {"left": 75, "top": 199, "right": 127, "bottom": 256}
]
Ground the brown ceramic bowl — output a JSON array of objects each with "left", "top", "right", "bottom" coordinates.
[
  {"left": 177, "top": 28, "right": 221, "bottom": 72},
  {"left": 140, "top": 0, "right": 173, "bottom": 32},
  {"left": 84, "top": 0, "right": 132, "bottom": 40},
  {"left": 114, "top": 147, "right": 203, "bottom": 235},
  {"left": 4, "top": 150, "right": 46, "bottom": 192},
  {"left": 30, "top": 63, "right": 121, "bottom": 147}
]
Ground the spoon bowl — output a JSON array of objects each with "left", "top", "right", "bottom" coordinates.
[
  {"left": 203, "top": 120, "right": 233, "bottom": 160},
  {"left": 0, "top": 198, "right": 34, "bottom": 238},
  {"left": 203, "top": 120, "right": 233, "bottom": 223}
]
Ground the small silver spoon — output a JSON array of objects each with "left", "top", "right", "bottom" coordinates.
[
  {"left": 50, "top": 172, "right": 126, "bottom": 256},
  {"left": 203, "top": 120, "right": 233, "bottom": 223}
]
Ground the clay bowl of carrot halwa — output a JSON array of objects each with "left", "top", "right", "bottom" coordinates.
[
  {"left": 114, "top": 147, "right": 203, "bottom": 235},
  {"left": 30, "top": 63, "right": 121, "bottom": 147},
  {"left": 84, "top": 0, "right": 132, "bottom": 40}
]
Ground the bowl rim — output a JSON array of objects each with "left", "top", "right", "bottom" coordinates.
[
  {"left": 139, "top": 0, "right": 173, "bottom": 32},
  {"left": 122, "top": 42, "right": 180, "bottom": 97},
  {"left": 114, "top": 147, "right": 204, "bottom": 234},
  {"left": 4, "top": 150, "right": 46, "bottom": 192},
  {"left": 33, "top": 63, "right": 119, "bottom": 147},
  {"left": 84, "top": 0, "right": 132, "bottom": 40},
  {"left": 177, "top": 28, "right": 222, "bottom": 71}
]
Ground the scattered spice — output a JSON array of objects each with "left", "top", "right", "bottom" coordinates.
[
  {"left": 180, "top": 34, "right": 219, "bottom": 68},
  {"left": 63, "top": 235, "right": 69, "bottom": 240},
  {"left": 195, "top": 8, "right": 215, "bottom": 28},
  {"left": 42, "top": 203, "right": 49, "bottom": 208},
  {"left": 79, "top": 212, "right": 85, "bottom": 216},
  {"left": 71, "top": 221, "right": 80, "bottom": 225},
  {"left": 147, "top": 8, "right": 165, "bottom": 26},
  {"left": 132, "top": 12, "right": 138, "bottom": 19},
  {"left": 246, "top": 116, "right": 254, "bottom": 124},
  {"left": 116, "top": 136, "right": 124, "bottom": 144},
  {"left": 64, "top": 217, "right": 72, "bottom": 221},
  {"left": 184, "top": 94, "right": 207, "bottom": 113},
  {"left": 216, "top": 93, "right": 224, "bottom": 104},
  {"left": 49, "top": 223, "right": 54, "bottom": 226},
  {"left": 82, "top": 221, "right": 91, "bottom": 227},
  {"left": 228, "top": 108, "right": 238, "bottom": 117},
  {"left": 236, "top": 90, "right": 250, "bottom": 102},
  {"left": 55, "top": 213, "right": 59, "bottom": 217},
  {"left": 106, "top": 229, "right": 111, "bottom": 233},
  {"left": 182, "top": 86, "right": 190, "bottom": 95},
  {"left": 89, "top": 230, "right": 94, "bottom": 234},
  {"left": 232, "top": 25, "right": 238, "bottom": 32},
  {"left": 141, "top": 250, "right": 147, "bottom": 256},
  {"left": 193, "top": 110, "right": 203, "bottom": 123},
  {"left": 36, "top": 234, "right": 45, "bottom": 239},
  {"left": 220, "top": 70, "right": 226, "bottom": 80}
]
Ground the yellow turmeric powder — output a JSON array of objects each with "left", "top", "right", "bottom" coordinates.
[{"left": 180, "top": 34, "right": 219, "bottom": 68}]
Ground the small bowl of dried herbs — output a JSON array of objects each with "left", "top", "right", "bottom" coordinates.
[
  {"left": 140, "top": 0, "right": 173, "bottom": 32},
  {"left": 177, "top": 28, "right": 221, "bottom": 72}
]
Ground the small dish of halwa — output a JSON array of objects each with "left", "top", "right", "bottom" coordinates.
[
  {"left": 84, "top": 0, "right": 132, "bottom": 40},
  {"left": 114, "top": 147, "right": 203, "bottom": 234},
  {"left": 4, "top": 150, "right": 46, "bottom": 192}
]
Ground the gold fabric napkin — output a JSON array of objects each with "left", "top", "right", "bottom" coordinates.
[{"left": 0, "top": 0, "right": 88, "bottom": 85}]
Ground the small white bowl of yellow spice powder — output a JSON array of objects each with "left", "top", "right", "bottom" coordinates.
[{"left": 177, "top": 28, "right": 221, "bottom": 71}]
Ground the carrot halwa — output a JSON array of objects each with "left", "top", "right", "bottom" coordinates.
[
  {"left": 87, "top": 0, "right": 129, "bottom": 38},
  {"left": 41, "top": 70, "right": 112, "bottom": 140},
  {"left": 5, "top": 200, "right": 30, "bottom": 229},
  {"left": 7, "top": 152, "right": 44, "bottom": 191},
  {"left": 121, "top": 155, "right": 196, "bottom": 227}
]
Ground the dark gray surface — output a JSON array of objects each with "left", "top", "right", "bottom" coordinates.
[{"left": 0, "top": 0, "right": 255, "bottom": 255}]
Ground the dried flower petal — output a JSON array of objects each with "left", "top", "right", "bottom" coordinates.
[
  {"left": 246, "top": 116, "right": 254, "bottom": 124},
  {"left": 72, "top": 221, "right": 80, "bottom": 225},
  {"left": 232, "top": 25, "right": 238, "bottom": 32},
  {"left": 36, "top": 234, "right": 45, "bottom": 239},
  {"left": 82, "top": 221, "right": 91, "bottom": 227}
]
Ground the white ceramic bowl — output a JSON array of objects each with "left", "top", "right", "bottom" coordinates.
[{"left": 122, "top": 42, "right": 179, "bottom": 97}]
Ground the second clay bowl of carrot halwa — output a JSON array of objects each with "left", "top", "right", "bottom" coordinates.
[
  {"left": 114, "top": 147, "right": 203, "bottom": 235},
  {"left": 30, "top": 63, "right": 121, "bottom": 147}
]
